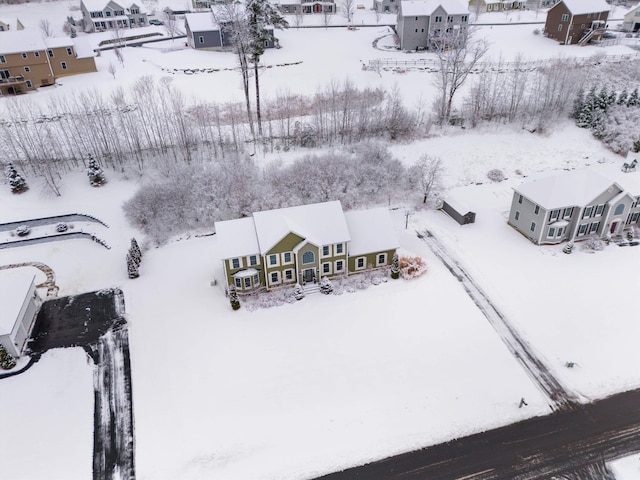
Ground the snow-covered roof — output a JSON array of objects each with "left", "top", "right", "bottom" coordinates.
[
  {"left": 515, "top": 168, "right": 618, "bottom": 209},
  {"left": 558, "top": 0, "right": 609, "bottom": 15},
  {"left": 444, "top": 188, "right": 473, "bottom": 214},
  {"left": 0, "top": 30, "right": 46, "bottom": 54},
  {"left": 185, "top": 12, "right": 219, "bottom": 32},
  {"left": 591, "top": 162, "right": 640, "bottom": 198},
  {"left": 344, "top": 207, "right": 398, "bottom": 256},
  {"left": 72, "top": 37, "right": 96, "bottom": 59},
  {"left": 253, "top": 201, "right": 351, "bottom": 253},
  {"left": 0, "top": 17, "right": 22, "bottom": 30},
  {"left": 45, "top": 37, "right": 74, "bottom": 49},
  {"left": 400, "top": 0, "right": 468, "bottom": 17},
  {"left": 215, "top": 217, "right": 260, "bottom": 259},
  {"left": 0, "top": 270, "right": 35, "bottom": 336},
  {"left": 82, "top": 0, "right": 112, "bottom": 11}
]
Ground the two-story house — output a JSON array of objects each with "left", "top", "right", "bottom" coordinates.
[
  {"left": 544, "top": 0, "right": 609, "bottom": 45},
  {"left": 622, "top": 4, "right": 640, "bottom": 33},
  {"left": 0, "top": 31, "right": 97, "bottom": 95},
  {"left": 80, "top": 0, "right": 148, "bottom": 32},
  {"left": 215, "top": 201, "right": 398, "bottom": 294},
  {"left": 397, "top": 0, "right": 470, "bottom": 51},
  {"left": 185, "top": 11, "right": 276, "bottom": 50},
  {"left": 508, "top": 168, "right": 640, "bottom": 245}
]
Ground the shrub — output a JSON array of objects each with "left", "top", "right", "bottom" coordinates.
[
  {"left": 390, "top": 253, "right": 400, "bottom": 279},
  {"left": 229, "top": 285, "right": 241, "bottom": 310},
  {"left": 399, "top": 256, "right": 428, "bottom": 279},
  {"left": 563, "top": 242, "right": 574, "bottom": 254},
  {"left": 487, "top": 169, "right": 505, "bottom": 182},
  {"left": 583, "top": 235, "right": 605, "bottom": 252},
  {"left": 292, "top": 283, "right": 305, "bottom": 300},
  {"left": 320, "top": 277, "right": 334, "bottom": 294},
  {"left": 56, "top": 222, "right": 69, "bottom": 232},
  {"left": 0, "top": 344, "right": 16, "bottom": 370},
  {"left": 15, "top": 225, "right": 31, "bottom": 236}
]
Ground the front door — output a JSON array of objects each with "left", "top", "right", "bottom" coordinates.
[
  {"left": 610, "top": 221, "right": 618, "bottom": 234},
  {"left": 303, "top": 268, "right": 315, "bottom": 283},
  {"left": 313, "top": 3, "right": 321, "bottom": 13}
]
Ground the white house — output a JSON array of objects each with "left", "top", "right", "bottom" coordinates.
[
  {"left": 0, "top": 270, "right": 41, "bottom": 358},
  {"left": 622, "top": 4, "right": 640, "bottom": 33}
]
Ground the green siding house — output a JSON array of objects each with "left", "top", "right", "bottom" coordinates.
[{"left": 215, "top": 201, "right": 399, "bottom": 294}]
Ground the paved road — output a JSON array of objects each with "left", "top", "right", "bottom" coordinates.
[
  {"left": 315, "top": 387, "right": 640, "bottom": 480},
  {"left": 417, "top": 229, "right": 578, "bottom": 411}
]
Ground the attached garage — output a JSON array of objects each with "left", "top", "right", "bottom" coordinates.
[{"left": 0, "top": 270, "right": 41, "bottom": 358}]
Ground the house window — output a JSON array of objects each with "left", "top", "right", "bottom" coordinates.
[
  {"left": 34, "top": 51, "right": 40, "bottom": 57},
  {"left": 322, "top": 262, "right": 331, "bottom": 274},
  {"left": 557, "top": 227, "right": 564, "bottom": 237},
  {"left": 106, "top": 10, "right": 111, "bottom": 16},
  {"left": 249, "top": 255, "right": 258, "bottom": 266},
  {"left": 264, "top": 40, "right": 269, "bottom": 47},
  {"left": 583, "top": 206, "right": 593, "bottom": 218},
  {"left": 24, "top": 66, "right": 30, "bottom": 72},
  {"left": 270, "top": 271, "right": 280, "bottom": 284},
  {"left": 415, "top": 16, "right": 418, "bottom": 20},
  {"left": 581, "top": 23, "right": 585, "bottom": 29},
  {"left": 461, "top": 14, "right": 468, "bottom": 22},
  {"left": 550, "top": 209, "right": 559, "bottom": 221},
  {"left": 61, "top": 62, "right": 68, "bottom": 70},
  {"left": 283, "top": 252, "right": 292, "bottom": 263},
  {"left": 435, "top": 15, "right": 442, "bottom": 22},
  {"left": 563, "top": 207, "right": 573, "bottom": 218},
  {"left": 253, "top": 273, "right": 260, "bottom": 285},
  {"left": 302, "top": 251, "right": 314, "bottom": 264},
  {"left": 561, "top": 13, "right": 569, "bottom": 21},
  {"left": 534, "top": 205, "right": 540, "bottom": 215},
  {"left": 0, "top": 70, "right": 10, "bottom": 79},
  {"left": 67, "top": 47, "right": 73, "bottom": 55},
  {"left": 415, "top": 28, "right": 418, "bottom": 33},
  {"left": 0, "top": 55, "right": 5, "bottom": 63},
  {"left": 268, "top": 254, "right": 278, "bottom": 266},
  {"left": 589, "top": 222, "right": 600, "bottom": 233},
  {"left": 421, "top": 28, "right": 424, "bottom": 32},
  {"left": 231, "top": 258, "right": 240, "bottom": 269},
  {"left": 595, "top": 204, "right": 605, "bottom": 215},
  {"left": 578, "top": 224, "right": 588, "bottom": 235},
  {"left": 356, "top": 257, "right": 365, "bottom": 269},
  {"left": 199, "top": 36, "right": 204, "bottom": 44},
  {"left": 530, "top": 222, "right": 536, "bottom": 232},
  {"left": 518, "top": 194, "right": 523, "bottom": 204},
  {"left": 26, "top": 80, "right": 32, "bottom": 88},
  {"left": 322, "top": 245, "right": 330, "bottom": 256},
  {"left": 515, "top": 211, "right": 520, "bottom": 221},
  {"left": 234, "top": 278, "right": 241, "bottom": 288},
  {"left": 631, "top": 212, "right": 640, "bottom": 223},
  {"left": 548, "top": 227, "right": 555, "bottom": 237},
  {"left": 335, "top": 260, "right": 344, "bottom": 272},
  {"left": 21, "top": 52, "right": 28, "bottom": 59},
  {"left": 377, "top": 253, "right": 387, "bottom": 265},
  {"left": 48, "top": 49, "right": 54, "bottom": 57},
  {"left": 558, "top": 24, "right": 563, "bottom": 32},
  {"left": 447, "top": 15, "right": 453, "bottom": 22},
  {"left": 614, "top": 204, "right": 625, "bottom": 215},
  {"left": 244, "top": 277, "right": 251, "bottom": 288},
  {"left": 284, "top": 269, "right": 293, "bottom": 281},
  {"left": 335, "top": 243, "right": 343, "bottom": 254}
]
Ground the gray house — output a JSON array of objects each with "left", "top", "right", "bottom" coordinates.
[
  {"left": 508, "top": 168, "right": 640, "bottom": 245},
  {"left": 185, "top": 11, "right": 276, "bottom": 50},
  {"left": 397, "top": 0, "right": 469, "bottom": 51},
  {"left": 80, "top": 0, "right": 147, "bottom": 32}
]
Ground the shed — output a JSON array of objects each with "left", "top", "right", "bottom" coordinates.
[
  {"left": 442, "top": 195, "right": 476, "bottom": 225},
  {"left": 0, "top": 270, "right": 41, "bottom": 358}
]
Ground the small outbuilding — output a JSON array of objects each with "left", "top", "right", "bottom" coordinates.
[
  {"left": 0, "top": 269, "right": 41, "bottom": 358},
  {"left": 442, "top": 194, "right": 476, "bottom": 225}
]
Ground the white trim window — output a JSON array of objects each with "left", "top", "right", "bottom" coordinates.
[
  {"left": 548, "top": 227, "right": 555, "bottom": 238},
  {"left": 589, "top": 221, "right": 600, "bottom": 234},
  {"left": 270, "top": 271, "right": 280, "bottom": 285},
  {"left": 230, "top": 258, "right": 241, "bottom": 269},
  {"left": 284, "top": 269, "right": 294, "bottom": 282},
  {"left": 561, "top": 13, "right": 569, "bottom": 21},
  {"left": 530, "top": 222, "right": 536, "bottom": 232},
  {"left": 322, "top": 262, "right": 331, "bottom": 275},
  {"left": 583, "top": 206, "right": 593, "bottom": 218},
  {"left": 578, "top": 224, "right": 588, "bottom": 236},
  {"left": 268, "top": 254, "right": 279, "bottom": 267},
  {"left": 515, "top": 211, "right": 520, "bottom": 221},
  {"left": 595, "top": 204, "right": 605, "bottom": 216},
  {"left": 356, "top": 257, "right": 366, "bottom": 270},
  {"left": 302, "top": 251, "right": 314, "bottom": 265},
  {"left": 234, "top": 278, "right": 242, "bottom": 288},
  {"left": 248, "top": 255, "right": 258, "bottom": 266},
  {"left": 377, "top": 253, "right": 387, "bottom": 266},
  {"left": 335, "top": 260, "right": 344, "bottom": 273},
  {"left": 61, "top": 61, "right": 68, "bottom": 70},
  {"left": 335, "top": 243, "right": 344, "bottom": 255},
  {"left": 282, "top": 251, "right": 293, "bottom": 264},
  {"left": 21, "top": 52, "right": 27, "bottom": 59},
  {"left": 322, "top": 245, "right": 330, "bottom": 257}
]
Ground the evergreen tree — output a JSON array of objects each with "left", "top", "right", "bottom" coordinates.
[
  {"left": 617, "top": 88, "right": 628, "bottom": 106},
  {"left": 126, "top": 253, "right": 139, "bottom": 278},
  {"left": 229, "top": 285, "right": 241, "bottom": 310},
  {"left": 607, "top": 88, "right": 617, "bottom": 107},
  {"left": 86, "top": 155, "right": 106, "bottom": 186},
  {"left": 130, "top": 238, "right": 142, "bottom": 265},
  {"left": 570, "top": 86, "right": 585, "bottom": 120},
  {"left": 390, "top": 253, "right": 400, "bottom": 279},
  {"left": 0, "top": 344, "right": 17, "bottom": 370},
  {"left": 292, "top": 283, "right": 305, "bottom": 300},
  {"left": 6, "top": 162, "right": 28, "bottom": 193},
  {"left": 576, "top": 86, "right": 597, "bottom": 128},
  {"left": 627, "top": 88, "right": 639, "bottom": 107},
  {"left": 320, "top": 277, "right": 333, "bottom": 294},
  {"left": 597, "top": 86, "right": 609, "bottom": 111}
]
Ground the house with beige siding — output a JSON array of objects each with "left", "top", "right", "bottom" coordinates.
[
  {"left": 543, "top": 0, "right": 609, "bottom": 45},
  {"left": 0, "top": 31, "right": 97, "bottom": 95},
  {"left": 215, "top": 201, "right": 399, "bottom": 294},
  {"left": 508, "top": 168, "right": 640, "bottom": 245},
  {"left": 0, "top": 17, "right": 24, "bottom": 31}
]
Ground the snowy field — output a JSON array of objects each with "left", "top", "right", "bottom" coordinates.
[{"left": 2, "top": 0, "right": 640, "bottom": 478}]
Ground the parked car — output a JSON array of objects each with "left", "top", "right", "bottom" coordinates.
[{"left": 149, "top": 19, "right": 164, "bottom": 25}]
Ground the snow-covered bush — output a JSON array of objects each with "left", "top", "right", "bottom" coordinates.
[
  {"left": 15, "top": 225, "right": 30, "bottom": 236},
  {"left": 320, "top": 277, "right": 333, "bottom": 295},
  {"left": 533, "top": 28, "right": 540, "bottom": 35},
  {"left": 229, "top": 285, "right": 240, "bottom": 310},
  {"left": 582, "top": 235, "right": 605, "bottom": 252},
  {"left": 399, "top": 256, "right": 428, "bottom": 279},
  {"left": 56, "top": 222, "right": 69, "bottom": 232},
  {"left": 563, "top": 242, "right": 574, "bottom": 254},
  {"left": 487, "top": 169, "right": 505, "bottom": 182},
  {"left": 390, "top": 253, "right": 400, "bottom": 279},
  {"left": 292, "top": 283, "right": 305, "bottom": 300},
  {"left": 0, "top": 344, "right": 16, "bottom": 370},
  {"left": 126, "top": 253, "right": 139, "bottom": 279}
]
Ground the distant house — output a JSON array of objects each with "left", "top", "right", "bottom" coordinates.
[
  {"left": 0, "top": 17, "right": 24, "bottom": 31},
  {"left": 470, "top": 0, "right": 525, "bottom": 13},
  {"left": 215, "top": 201, "right": 399, "bottom": 294},
  {"left": 0, "top": 31, "right": 97, "bottom": 95},
  {"left": 0, "top": 270, "right": 41, "bottom": 358},
  {"left": 544, "top": 0, "right": 609, "bottom": 45},
  {"left": 622, "top": 4, "right": 640, "bottom": 33},
  {"left": 397, "top": 0, "right": 470, "bottom": 51},
  {"left": 185, "top": 11, "right": 276, "bottom": 50},
  {"left": 80, "top": 0, "right": 148, "bottom": 32},
  {"left": 272, "top": 0, "right": 336, "bottom": 14},
  {"left": 508, "top": 168, "right": 640, "bottom": 245},
  {"left": 374, "top": 0, "right": 400, "bottom": 14}
]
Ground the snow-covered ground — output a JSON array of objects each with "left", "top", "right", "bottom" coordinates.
[{"left": 610, "top": 454, "right": 640, "bottom": 479}]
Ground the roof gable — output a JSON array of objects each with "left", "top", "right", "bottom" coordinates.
[
  {"left": 185, "top": 12, "right": 219, "bottom": 32},
  {"left": 556, "top": 0, "right": 609, "bottom": 15}
]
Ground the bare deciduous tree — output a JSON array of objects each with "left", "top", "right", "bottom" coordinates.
[
  {"left": 432, "top": 27, "right": 489, "bottom": 124},
  {"left": 163, "top": 11, "right": 179, "bottom": 39},
  {"left": 408, "top": 155, "right": 443, "bottom": 204},
  {"left": 341, "top": 0, "right": 355, "bottom": 23},
  {"left": 294, "top": 8, "right": 304, "bottom": 28},
  {"left": 108, "top": 62, "right": 117, "bottom": 78},
  {"left": 39, "top": 19, "right": 53, "bottom": 37},
  {"left": 322, "top": 8, "right": 333, "bottom": 28}
]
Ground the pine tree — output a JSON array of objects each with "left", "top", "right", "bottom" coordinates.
[
  {"left": 570, "top": 86, "right": 584, "bottom": 120},
  {"left": 292, "top": 283, "right": 305, "bottom": 300},
  {"left": 627, "top": 88, "right": 639, "bottom": 107},
  {"left": 0, "top": 344, "right": 17, "bottom": 370},
  {"left": 86, "top": 155, "right": 106, "bottom": 186},
  {"left": 6, "top": 162, "right": 28, "bottom": 193},
  {"left": 597, "top": 86, "right": 609, "bottom": 111},
  {"left": 320, "top": 277, "right": 333, "bottom": 294},
  {"left": 229, "top": 285, "right": 241, "bottom": 310},
  {"left": 130, "top": 238, "right": 142, "bottom": 265},
  {"left": 617, "top": 88, "right": 628, "bottom": 106},
  {"left": 126, "top": 253, "right": 139, "bottom": 278},
  {"left": 391, "top": 253, "right": 400, "bottom": 279},
  {"left": 576, "top": 86, "right": 597, "bottom": 128},
  {"left": 607, "top": 88, "right": 617, "bottom": 107}
]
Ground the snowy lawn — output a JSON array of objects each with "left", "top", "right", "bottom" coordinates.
[
  {"left": 0, "top": 348, "right": 94, "bottom": 480},
  {"left": 610, "top": 455, "right": 640, "bottom": 479}
]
